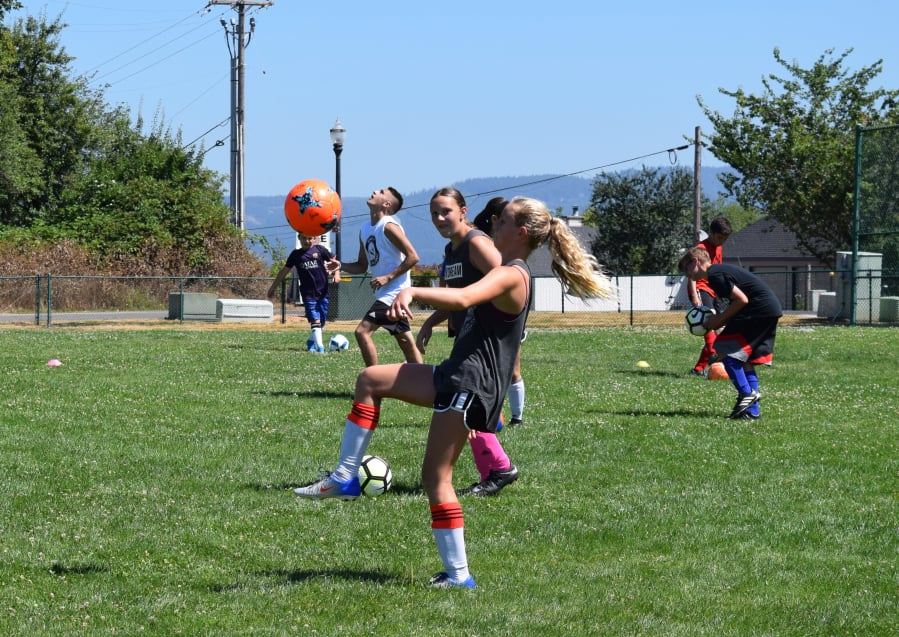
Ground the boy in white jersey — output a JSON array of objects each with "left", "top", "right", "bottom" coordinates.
[{"left": 334, "top": 187, "right": 422, "bottom": 366}]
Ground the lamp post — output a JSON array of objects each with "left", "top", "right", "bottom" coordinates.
[{"left": 329, "top": 118, "right": 346, "bottom": 260}]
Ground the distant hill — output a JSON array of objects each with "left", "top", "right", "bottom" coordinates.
[{"left": 246, "top": 167, "right": 732, "bottom": 266}]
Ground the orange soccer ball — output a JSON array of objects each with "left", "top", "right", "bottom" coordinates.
[
  {"left": 707, "top": 361, "right": 729, "bottom": 381},
  {"left": 284, "top": 179, "right": 342, "bottom": 236}
]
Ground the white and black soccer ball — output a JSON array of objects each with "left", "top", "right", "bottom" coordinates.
[
  {"left": 328, "top": 333, "right": 350, "bottom": 352},
  {"left": 685, "top": 306, "right": 713, "bottom": 336},
  {"left": 357, "top": 455, "right": 392, "bottom": 496}
]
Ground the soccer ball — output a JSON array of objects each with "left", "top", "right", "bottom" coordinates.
[
  {"left": 685, "top": 305, "right": 713, "bottom": 336},
  {"left": 358, "top": 455, "right": 392, "bottom": 496},
  {"left": 284, "top": 179, "right": 342, "bottom": 236},
  {"left": 707, "top": 361, "right": 729, "bottom": 380},
  {"left": 328, "top": 333, "right": 349, "bottom": 352}
]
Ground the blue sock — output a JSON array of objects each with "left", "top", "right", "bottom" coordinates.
[
  {"left": 723, "top": 356, "right": 752, "bottom": 395},
  {"left": 745, "top": 369, "right": 760, "bottom": 416}
]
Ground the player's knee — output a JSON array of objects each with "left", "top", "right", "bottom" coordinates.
[
  {"left": 355, "top": 367, "right": 376, "bottom": 394},
  {"left": 420, "top": 464, "right": 440, "bottom": 494}
]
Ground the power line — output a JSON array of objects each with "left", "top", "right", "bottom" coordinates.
[
  {"left": 96, "top": 28, "right": 222, "bottom": 85},
  {"left": 181, "top": 117, "right": 231, "bottom": 149},
  {"left": 84, "top": 10, "right": 215, "bottom": 79},
  {"left": 207, "top": 0, "right": 275, "bottom": 230},
  {"left": 244, "top": 142, "right": 697, "bottom": 233},
  {"left": 460, "top": 144, "right": 693, "bottom": 201},
  {"left": 66, "top": 5, "right": 233, "bottom": 160}
]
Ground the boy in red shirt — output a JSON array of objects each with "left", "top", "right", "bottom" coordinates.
[{"left": 687, "top": 216, "right": 733, "bottom": 375}]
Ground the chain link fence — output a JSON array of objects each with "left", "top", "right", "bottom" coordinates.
[
  {"left": 852, "top": 123, "right": 899, "bottom": 324},
  {"left": 2, "top": 271, "right": 883, "bottom": 329}
]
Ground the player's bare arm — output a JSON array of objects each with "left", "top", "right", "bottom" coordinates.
[
  {"left": 371, "top": 223, "right": 419, "bottom": 288},
  {"left": 468, "top": 234, "right": 502, "bottom": 276},
  {"left": 389, "top": 264, "right": 526, "bottom": 321},
  {"left": 339, "top": 238, "right": 369, "bottom": 275}
]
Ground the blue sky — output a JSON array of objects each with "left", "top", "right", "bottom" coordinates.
[{"left": 18, "top": 1, "right": 899, "bottom": 205}]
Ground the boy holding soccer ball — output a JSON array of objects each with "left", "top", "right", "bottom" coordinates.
[
  {"left": 687, "top": 216, "right": 733, "bottom": 375},
  {"left": 679, "top": 246, "right": 782, "bottom": 421}
]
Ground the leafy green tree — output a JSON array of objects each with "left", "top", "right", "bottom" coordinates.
[
  {"left": 0, "top": 1, "right": 21, "bottom": 21},
  {"left": 0, "top": 6, "right": 264, "bottom": 277},
  {"left": 703, "top": 197, "right": 759, "bottom": 234},
  {"left": 585, "top": 166, "right": 701, "bottom": 274},
  {"left": 56, "top": 109, "right": 235, "bottom": 269},
  {"left": 0, "top": 11, "right": 105, "bottom": 227},
  {"left": 0, "top": 73, "right": 42, "bottom": 217},
  {"left": 698, "top": 48, "right": 899, "bottom": 266}
]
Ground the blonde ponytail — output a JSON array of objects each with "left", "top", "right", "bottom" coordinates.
[{"left": 509, "top": 197, "right": 615, "bottom": 300}]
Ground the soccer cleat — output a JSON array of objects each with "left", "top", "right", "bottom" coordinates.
[
  {"left": 508, "top": 417, "right": 524, "bottom": 427},
  {"left": 428, "top": 572, "right": 477, "bottom": 589},
  {"left": 690, "top": 368, "right": 707, "bottom": 377},
  {"left": 314, "top": 345, "right": 326, "bottom": 353},
  {"left": 727, "top": 391, "right": 760, "bottom": 419},
  {"left": 293, "top": 473, "right": 361, "bottom": 500},
  {"left": 737, "top": 411, "right": 761, "bottom": 421},
  {"left": 464, "top": 465, "right": 519, "bottom": 497}
]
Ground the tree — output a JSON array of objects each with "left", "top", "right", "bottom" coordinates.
[
  {"left": 0, "top": 6, "right": 264, "bottom": 277},
  {"left": 55, "top": 106, "right": 223, "bottom": 259},
  {"left": 585, "top": 166, "right": 700, "bottom": 274},
  {"left": 698, "top": 48, "right": 899, "bottom": 267},
  {"left": 0, "top": 1, "right": 21, "bottom": 21},
  {"left": 0, "top": 11, "right": 106, "bottom": 227},
  {"left": 703, "top": 197, "right": 759, "bottom": 234}
]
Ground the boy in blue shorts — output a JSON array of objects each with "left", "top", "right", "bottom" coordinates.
[
  {"left": 268, "top": 234, "right": 339, "bottom": 352},
  {"left": 679, "top": 246, "right": 782, "bottom": 420}
]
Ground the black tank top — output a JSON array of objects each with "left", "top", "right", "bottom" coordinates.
[
  {"left": 442, "top": 229, "right": 490, "bottom": 332},
  {"left": 433, "top": 259, "right": 530, "bottom": 431}
]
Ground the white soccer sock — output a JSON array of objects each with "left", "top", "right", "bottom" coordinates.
[
  {"left": 332, "top": 420, "right": 374, "bottom": 482},
  {"left": 432, "top": 527, "right": 470, "bottom": 582},
  {"left": 507, "top": 378, "right": 525, "bottom": 419},
  {"left": 312, "top": 326, "right": 323, "bottom": 349}
]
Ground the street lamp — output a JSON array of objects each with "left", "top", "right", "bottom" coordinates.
[{"left": 329, "top": 117, "right": 346, "bottom": 260}]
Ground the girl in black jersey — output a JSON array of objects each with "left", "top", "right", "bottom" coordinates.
[
  {"left": 295, "top": 197, "right": 615, "bottom": 589},
  {"left": 417, "top": 189, "right": 518, "bottom": 497}
]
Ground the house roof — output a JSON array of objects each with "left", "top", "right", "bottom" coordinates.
[
  {"left": 722, "top": 218, "right": 826, "bottom": 266},
  {"left": 528, "top": 217, "right": 830, "bottom": 276}
]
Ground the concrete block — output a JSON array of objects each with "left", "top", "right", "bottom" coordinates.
[
  {"left": 168, "top": 292, "right": 218, "bottom": 321},
  {"left": 216, "top": 299, "right": 273, "bottom": 322},
  {"left": 817, "top": 292, "right": 838, "bottom": 318},
  {"left": 879, "top": 296, "right": 899, "bottom": 322}
]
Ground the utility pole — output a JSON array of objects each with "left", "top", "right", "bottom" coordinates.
[
  {"left": 693, "top": 126, "right": 702, "bottom": 243},
  {"left": 209, "top": 0, "right": 274, "bottom": 230}
]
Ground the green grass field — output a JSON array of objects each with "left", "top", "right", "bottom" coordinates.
[{"left": 0, "top": 325, "right": 896, "bottom": 635}]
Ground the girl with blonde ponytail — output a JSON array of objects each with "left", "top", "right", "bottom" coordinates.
[
  {"left": 294, "top": 196, "right": 614, "bottom": 590},
  {"left": 511, "top": 197, "right": 615, "bottom": 300}
]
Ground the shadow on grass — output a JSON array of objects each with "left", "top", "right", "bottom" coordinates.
[
  {"left": 245, "top": 481, "right": 424, "bottom": 496},
  {"left": 616, "top": 369, "right": 687, "bottom": 379},
  {"left": 209, "top": 568, "right": 399, "bottom": 592},
  {"left": 589, "top": 407, "right": 727, "bottom": 418},
  {"left": 50, "top": 562, "right": 109, "bottom": 575},
  {"left": 261, "top": 390, "right": 352, "bottom": 400}
]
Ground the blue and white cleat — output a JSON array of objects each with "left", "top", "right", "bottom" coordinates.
[
  {"left": 293, "top": 473, "right": 361, "bottom": 500},
  {"left": 428, "top": 572, "right": 477, "bottom": 589}
]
